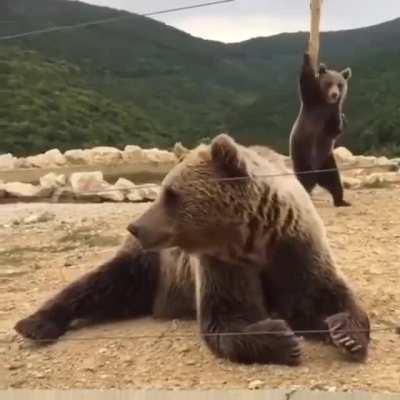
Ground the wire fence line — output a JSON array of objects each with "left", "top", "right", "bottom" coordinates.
[
  {"left": 71, "top": 163, "right": 400, "bottom": 196},
  {"left": 0, "top": 0, "right": 235, "bottom": 41},
  {"left": 1, "top": 326, "right": 399, "bottom": 345}
]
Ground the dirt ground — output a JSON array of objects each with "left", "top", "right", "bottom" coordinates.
[{"left": 0, "top": 187, "right": 399, "bottom": 393}]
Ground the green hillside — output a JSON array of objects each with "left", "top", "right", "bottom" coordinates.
[{"left": 1, "top": 0, "right": 400, "bottom": 156}]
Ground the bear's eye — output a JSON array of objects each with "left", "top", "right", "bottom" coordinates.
[
  {"left": 338, "top": 83, "right": 344, "bottom": 90},
  {"left": 163, "top": 186, "right": 180, "bottom": 209}
]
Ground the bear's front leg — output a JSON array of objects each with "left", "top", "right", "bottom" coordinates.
[
  {"left": 325, "top": 309, "right": 370, "bottom": 362},
  {"left": 15, "top": 236, "right": 159, "bottom": 341},
  {"left": 196, "top": 257, "right": 302, "bottom": 366},
  {"left": 299, "top": 53, "right": 323, "bottom": 107}
]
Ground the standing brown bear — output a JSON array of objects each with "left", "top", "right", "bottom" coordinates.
[
  {"left": 289, "top": 53, "right": 352, "bottom": 207},
  {"left": 15, "top": 134, "right": 370, "bottom": 366}
]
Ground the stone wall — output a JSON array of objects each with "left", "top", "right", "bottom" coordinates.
[{"left": 0, "top": 145, "right": 399, "bottom": 203}]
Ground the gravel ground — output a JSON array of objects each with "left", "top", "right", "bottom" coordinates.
[{"left": 0, "top": 187, "right": 399, "bottom": 392}]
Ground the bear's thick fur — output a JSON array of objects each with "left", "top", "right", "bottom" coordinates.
[
  {"left": 289, "top": 53, "right": 352, "bottom": 207},
  {"left": 15, "top": 134, "right": 370, "bottom": 366}
]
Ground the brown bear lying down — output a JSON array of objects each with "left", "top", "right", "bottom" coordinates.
[{"left": 15, "top": 134, "right": 370, "bottom": 366}]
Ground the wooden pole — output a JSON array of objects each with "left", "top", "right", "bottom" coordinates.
[{"left": 309, "top": 0, "right": 323, "bottom": 72}]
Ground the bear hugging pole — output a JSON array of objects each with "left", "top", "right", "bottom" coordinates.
[{"left": 309, "top": 0, "right": 324, "bottom": 71}]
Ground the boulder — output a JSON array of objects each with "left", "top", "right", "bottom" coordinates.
[
  {"left": 0, "top": 153, "right": 17, "bottom": 170},
  {"left": 4, "top": 182, "right": 50, "bottom": 198},
  {"left": 122, "top": 145, "right": 147, "bottom": 164},
  {"left": 342, "top": 176, "right": 362, "bottom": 190},
  {"left": 45, "top": 149, "right": 67, "bottom": 166},
  {"left": 114, "top": 178, "right": 141, "bottom": 202},
  {"left": 70, "top": 171, "right": 105, "bottom": 193},
  {"left": 25, "top": 149, "right": 66, "bottom": 168},
  {"left": 64, "top": 149, "right": 92, "bottom": 165},
  {"left": 334, "top": 147, "right": 354, "bottom": 164},
  {"left": 141, "top": 148, "right": 177, "bottom": 164},
  {"left": 136, "top": 184, "right": 161, "bottom": 201},
  {"left": 390, "top": 158, "right": 400, "bottom": 167},
  {"left": 40, "top": 172, "right": 66, "bottom": 190},
  {"left": 69, "top": 171, "right": 124, "bottom": 202},
  {"left": 361, "top": 174, "right": 389, "bottom": 189},
  {"left": 87, "top": 146, "right": 122, "bottom": 166},
  {"left": 14, "top": 158, "right": 31, "bottom": 169},
  {"left": 362, "top": 172, "right": 400, "bottom": 188}
]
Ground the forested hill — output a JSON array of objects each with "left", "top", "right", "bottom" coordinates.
[{"left": 1, "top": 0, "right": 400, "bottom": 156}]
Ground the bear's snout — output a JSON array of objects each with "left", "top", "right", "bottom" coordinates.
[
  {"left": 127, "top": 222, "right": 140, "bottom": 238},
  {"left": 127, "top": 205, "right": 174, "bottom": 250}
]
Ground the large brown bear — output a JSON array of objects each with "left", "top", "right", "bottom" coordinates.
[
  {"left": 289, "top": 53, "right": 352, "bottom": 207},
  {"left": 15, "top": 134, "right": 370, "bottom": 366}
]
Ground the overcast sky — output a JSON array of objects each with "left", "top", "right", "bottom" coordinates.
[{"left": 81, "top": 0, "right": 400, "bottom": 43}]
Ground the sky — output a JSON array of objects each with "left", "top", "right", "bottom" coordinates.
[{"left": 81, "top": 0, "right": 400, "bottom": 43}]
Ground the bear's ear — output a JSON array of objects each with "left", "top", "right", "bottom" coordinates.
[
  {"left": 341, "top": 67, "right": 352, "bottom": 80},
  {"left": 210, "top": 134, "right": 248, "bottom": 178},
  {"left": 318, "top": 63, "right": 327, "bottom": 75}
]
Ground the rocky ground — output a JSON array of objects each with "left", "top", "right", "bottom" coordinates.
[{"left": 0, "top": 187, "right": 399, "bottom": 392}]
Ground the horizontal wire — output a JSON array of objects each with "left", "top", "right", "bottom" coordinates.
[
  {"left": 1, "top": 326, "right": 398, "bottom": 344},
  {"left": 66, "top": 163, "right": 400, "bottom": 195},
  {"left": 0, "top": 0, "right": 235, "bottom": 41}
]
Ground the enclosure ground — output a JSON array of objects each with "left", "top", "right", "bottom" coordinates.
[{"left": 0, "top": 187, "right": 399, "bottom": 392}]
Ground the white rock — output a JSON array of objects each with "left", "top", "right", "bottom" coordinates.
[
  {"left": 127, "top": 191, "right": 144, "bottom": 202},
  {"left": 88, "top": 146, "right": 122, "bottom": 166},
  {"left": 142, "top": 148, "right": 177, "bottom": 164},
  {"left": 362, "top": 174, "right": 388, "bottom": 189},
  {"left": 0, "top": 153, "right": 17, "bottom": 170},
  {"left": 352, "top": 155, "right": 378, "bottom": 168},
  {"left": 334, "top": 147, "right": 354, "bottom": 163},
  {"left": 45, "top": 149, "right": 67, "bottom": 166},
  {"left": 114, "top": 177, "right": 146, "bottom": 202},
  {"left": 362, "top": 172, "right": 400, "bottom": 188},
  {"left": 342, "top": 176, "right": 361, "bottom": 189},
  {"left": 14, "top": 158, "right": 31, "bottom": 169},
  {"left": 25, "top": 149, "right": 66, "bottom": 168},
  {"left": 70, "top": 171, "right": 124, "bottom": 202},
  {"left": 391, "top": 158, "right": 400, "bottom": 166},
  {"left": 137, "top": 184, "right": 161, "bottom": 201},
  {"left": 64, "top": 149, "right": 92, "bottom": 165},
  {"left": 122, "top": 145, "right": 146, "bottom": 163},
  {"left": 70, "top": 171, "right": 105, "bottom": 195},
  {"left": 4, "top": 182, "right": 42, "bottom": 198},
  {"left": 114, "top": 178, "right": 141, "bottom": 201},
  {"left": 114, "top": 178, "right": 135, "bottom": 191},
  {"left": 40, "top": 173, "right": 66, "bottom": 189},
  {"left": 380, "top": 172, "right": 400, "bottom": 183}
]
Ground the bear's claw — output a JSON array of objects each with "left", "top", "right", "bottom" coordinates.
[{"left": 325, "top": 312, "right": 368, "bottom": 361}]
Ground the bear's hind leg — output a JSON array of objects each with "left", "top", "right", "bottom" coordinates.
[
  {"left": 317, "top": 154, "right": 351, "bottom": 207},
  {"left": 14, "top": 237, "right": 159, "bottom": 341},
  {"left": 197, "top": 257, "right": 302, "bottom": 366}
]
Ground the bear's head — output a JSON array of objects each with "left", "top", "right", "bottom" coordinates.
[
  {"left": 127, "top": 134, "right": 270, "bottom": 254},
  {"left": 318, "top": 63, "right": 352, "bottom": 105}
]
